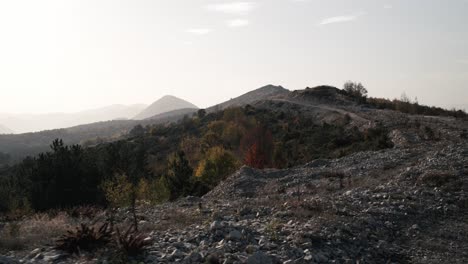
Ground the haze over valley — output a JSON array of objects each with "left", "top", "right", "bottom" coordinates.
[
  {"left": 0, "top": 104, "right": 146, "bottom": 134},
  {"left": 1, "top": 1, "right": 467, "bottom": 263},
  {"left": 0, "top": 94, "right": 201, "bottom": 134}
]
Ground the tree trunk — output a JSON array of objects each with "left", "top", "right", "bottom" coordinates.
[{"left": 131, "top": 189, "right": 138, "bottom": 231}]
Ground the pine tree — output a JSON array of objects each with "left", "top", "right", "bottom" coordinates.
[{"left": 163, "top": 151, "right": 193, "bottom": 201}]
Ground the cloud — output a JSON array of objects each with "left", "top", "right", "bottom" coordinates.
[
  {"left": 206, "top": 2, "right": 256, "bottom": 16},
  {"left": 384, "top": 4, "right": 393, "bottom": 9},
  {"left": 458, "top": 59, "right": 468, "bottom": 65},
  {"left": 227, "top": 19, "right": 249, "bottom": 27},
  {"left": 186, "top": 28, "right": 212, "bottom": 35},
  {"left": 319, "top": 12, "right": 365, "bottom": 25}
]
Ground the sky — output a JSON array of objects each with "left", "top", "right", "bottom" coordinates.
[{"left": 0, "top": 0, "right": 467, "bottom": 114}]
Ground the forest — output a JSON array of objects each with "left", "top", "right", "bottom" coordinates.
[{"left": 0, "top": 104, "right": 394, "bottom": 215}]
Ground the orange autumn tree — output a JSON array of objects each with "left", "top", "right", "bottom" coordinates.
[{"left": 241, "top": 125, "right": 274, "bottom": 169}]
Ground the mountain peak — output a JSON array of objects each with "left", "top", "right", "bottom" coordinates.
[
  {"left": 207, "top": 85, "right": 289, "bottom": 112},
  {"left": 160, "top": 95, "right": 178, "bottom": 99},
  {"left": 289, "top": 85, "right": 354, "bottom": 105},
  {"left": 133, "top": 95, "right": 198, "bottom": 120},
  {"left": 258, "top": 84, "right": 286, "bottom": 90}
]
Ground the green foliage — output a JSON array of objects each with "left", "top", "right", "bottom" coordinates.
[
  {"left": 0, "top": 105, "right": 396, "bottom": 213},
  {"left": 131, "top": 177, "right": 169, "bottom": 204},
  {"left": 195, "top": 146, "right": 240, "bottom": 188},
  {"left": 101, "top": 174, "right": 133, "bottom": 208},
  {"left": 197, "top": 109, "right": 207, "bottom": 119},
  {"left": 162, "top": 151, "right": 194, "bottom": 201},
  {"left": 29, "top": 139, "right": 103, "bottom": 211},
  {"left": 344, "top": 81, "right": 368, "bottom": 101},
  {"left": 265, "top": 219, "right": 281, "bottom": 241},
  {"left": 179, "top": 135, "right": 202, "bottom": 168},
  {"left": 129, "top": 124, "right": 145, "bottom": 138}
]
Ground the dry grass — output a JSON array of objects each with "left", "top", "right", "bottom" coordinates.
[{"left": 0, "top": 212, "right": 75, "bottom": 253}]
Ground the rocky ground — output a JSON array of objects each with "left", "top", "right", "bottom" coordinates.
[
  {"left": 1, "top": 95, "right": 467, "bottom": 263},
  {"left": 2, "top": 138, "right": 466, "bottom": 264}
]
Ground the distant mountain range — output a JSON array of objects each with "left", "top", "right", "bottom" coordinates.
[
  {"left": 2, "top": 84, "right": 464, "bottom": 166},
  {"left": 134, "top": 95, "right": 198, "bottom": 120},
  {"left": 0, "top": 86, "right": 290, "bottom": 163},
  {"left": 0, "top": 104, "right": 147, "bottom": 134},
  {"left": 1, "top": 88, "right": 288, "bottom": 134},
  {"left": 0, "top": 124, "right": 13, "bottom": 134}
]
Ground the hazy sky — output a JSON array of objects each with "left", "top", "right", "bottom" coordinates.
[{"left": 0, "top": 0, "right": 467, "bottom": 114}]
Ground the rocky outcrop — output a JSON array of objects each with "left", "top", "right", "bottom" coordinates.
[{"left": 8, "top": 139, "right": 466, "bottom": 263}]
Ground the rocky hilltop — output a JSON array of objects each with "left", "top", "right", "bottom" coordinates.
[
  {"left": 1, "top": 86, "right": 467, "bottom": 264},
  {"left": 207, "top": 85, "right": 289, "bottom": 112},
  {"left": 136, "top": 90, "right": 466, "bottom": 263}
]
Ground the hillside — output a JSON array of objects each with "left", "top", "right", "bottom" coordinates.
[
  {"left": 0, "top": 86, "right": 290, "bottom": 163},
  {"left": 207, "top": 84, "right": 289, "bottom": 112},
  {"left": 1, "top": 85, "right": 467, "bottom": 263},
  {"left": 0, "top": 108, "right": 196, "bottom": 164},
  {"left": 0, "top": 84, "right": 465, "bottom": 165},
  {"left": 134, "top": 95, "right": 198, "bottom": 120},
  {"left": 0, "top": 104, "right": 147, "bottom": 134}
]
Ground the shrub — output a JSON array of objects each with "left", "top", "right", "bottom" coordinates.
[
  {"left": 162, "top": 151, "right": 194, "bottom": 201},
  {"left": 367, "top": 97, "right": 467, "bottom": 119},
  {"left": 179, "top": 136, "right": 202, "bottom": 167},
  {"left": 55, "top": 222, "right": 112, "bottom": 253},
  {"left": 116, "top": 226, "right": 152, "bottom": 257},
  {"left": 101, "top": 174, "right": 133, "bottom": 208},
  {"left": 265, "top": 219, "right": 281, "bottom": 241},
  {"left": 242, "top": 126, "right": 274, "bottom": 169},
  {"left": 343, "top": 81, "right": 368, "bottom": 100},
  {"left": 0, "top": 222, "right": 25, "bottom": 252},
  {"left": 69, "top": 205, "right": 101, "bottom": 219},
  {"left": 195, "top": 146, "right": 239, "bottom": 188}
]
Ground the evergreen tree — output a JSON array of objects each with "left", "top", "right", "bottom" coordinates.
[
  {"left": 130, "top": 124, "right": 145, "bottom": 137},
  {"left": 163, "top": 151, "right": 193, "bottom": 201}
]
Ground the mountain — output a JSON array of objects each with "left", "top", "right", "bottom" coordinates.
[
  {"left": 2, "top": 85, "right": 468, "bottom": 263},
  {"left": 0, "top": 107, "right": 197, "bottom": 163},
  {"left": 0, "top": 104, "right": 147, "bottom": 134},
  {"left": 0, "top": 124, "right": 13, "bottom": 134},
  {"left": 134, "top": 95, "right": 198, "bottom": 120},
  {"left": 144, "top": 108, "right": 198, "bottom": 121},
  {"left": 207, "top": 84, "right": 289, "bottom": 112}
]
